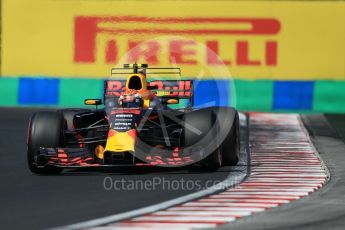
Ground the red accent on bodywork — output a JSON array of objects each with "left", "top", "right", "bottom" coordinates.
[
  {"left": 148, "top": 115, "right": 158, "bottom": 120},
  {"left": 49, "top": 152, "right": 96, "bottom": 166},
  {"left": 172, "top": 148, "right": 179, "bottom": 157},
  {"left": 57, "top": 152, "right": 68, "bottom": 163},
  {"left": 111, "top": 109, "right": 141, "bottom": 115},
  {"left": 142, "top": 148, "right": 195, "bottom": 166},
  {"left": 108, "top": 129, "right": 117, "bottom": 138},
  {"left": 127, "top": 129, "right": 137, "bottom": 139}
]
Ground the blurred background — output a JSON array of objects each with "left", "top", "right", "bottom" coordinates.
[{"left": 0, "top": 0, "right": 344, "bottom": 113}]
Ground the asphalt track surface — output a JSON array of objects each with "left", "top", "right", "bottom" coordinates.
[
  {"left": 0, "top": 107, "right": 247, "bottom": 230},
  {"left": 2, "top": 107, "right": 345, "bottom": 230}
]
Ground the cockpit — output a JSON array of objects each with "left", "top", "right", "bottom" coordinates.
[{"left": 127, "top": 75, "right": 142, "bottom": 90}]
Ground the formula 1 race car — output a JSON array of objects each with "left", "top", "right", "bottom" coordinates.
[{"left": 27, "top": 64, "right": 240, "bottom": 174}]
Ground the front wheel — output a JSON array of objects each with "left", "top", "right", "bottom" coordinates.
[
  {"left": 194, "top": 148, "right": 222, "bottom": 171},
  {"left": 183, "top": 109, "right": 221, "bottom": 171},
  {"left": 206, "top": 107, "right": 240, "bottom": 166},
  {"left": 27, "top": 111, "right": 64, "bottom": 174}
]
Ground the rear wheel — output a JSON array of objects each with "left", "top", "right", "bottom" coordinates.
[
  {"left": 27, "top": 111, "right": 64, "bottom": 174},
  {"left": 183, "top": 109, "right": 221, "bottom": 171}
]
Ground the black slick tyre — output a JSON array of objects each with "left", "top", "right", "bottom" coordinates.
[
  {"left": 27, "top": 111, "right": 64, "bottom": 174},
  {"left": 183, "top": 109, "right": 221, "bottom": 171}
]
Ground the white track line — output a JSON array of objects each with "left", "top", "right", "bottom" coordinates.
[
  {"left": 168, "top": 206, "right": 265, "bottom": 212},
  {"left": 131, "top": 216, "right": 236, "bottom": 222},
  {"left": 150, "top": 210, "right": 251, "bottom": 216}
]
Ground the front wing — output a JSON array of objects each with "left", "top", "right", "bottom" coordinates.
[{"left": 36, "top": 147, "right": 195, "bottom": 168}]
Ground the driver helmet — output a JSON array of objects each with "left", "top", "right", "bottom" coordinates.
[{"left": 118, "top": 90, "right": 143, "bottom": 108}]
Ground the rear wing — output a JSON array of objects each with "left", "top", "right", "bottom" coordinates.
[
  {"left": 104, "top": 80, "right": 194, "bottom": 107},
  {"left": 111, "top": 64, "right": 181, "bottom": 77}
]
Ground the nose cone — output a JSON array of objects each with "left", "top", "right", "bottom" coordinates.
[{"left": 105, "top": 129, "right": 137, "bottom": 153}]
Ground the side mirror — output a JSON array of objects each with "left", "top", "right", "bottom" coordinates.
[
  {"left": 147, "top": 85, "right": 159, "bottom": 90},
  {"left": 166, "top": 98, "right": 179, "bottom": 104},
  {"left": 161, "top": 97, "right": 179, "bottom": 104},
  {"left": 84, "top": 99, "right": 102, "bottom": 106}
]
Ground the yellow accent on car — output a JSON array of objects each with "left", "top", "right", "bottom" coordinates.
[
  {"left": 124, "top": 64, "right": 148, "bottom": 68},
  {"left": 156, "top": 91, "right": 170, "bottom": 96},
  {"left": 104, "top": 131, "right": 135, "bottom": 153},
  {"left": 143, "top": 99, "right": 150, "bottom": 108},
  {"left": 125, "top": 73, "right": 147, "bottom": 90},
  {"left": 167, "top": 99, "right": 179, "bottom": 104},
  {"left": 85, "top": 99, "right": 98, "bottom": 105},
  {"left": 94, "top": 145, "right": 105, "bottom": 159}
]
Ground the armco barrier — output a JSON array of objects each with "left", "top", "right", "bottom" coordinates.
[{"left": 1, "top": 77, "right": 344, "bottom": 113}]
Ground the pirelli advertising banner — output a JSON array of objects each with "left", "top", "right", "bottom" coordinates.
[{"left": 2, "top": 0, "right": 345, "bottom": 80}]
